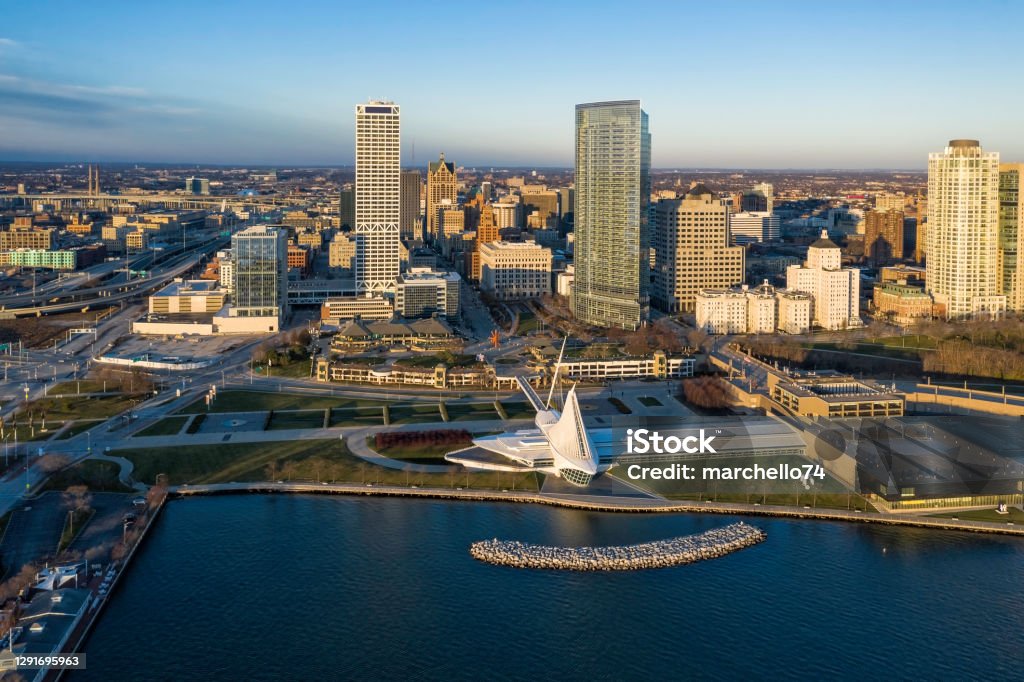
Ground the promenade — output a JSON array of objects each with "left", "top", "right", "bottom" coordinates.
[{"left": 167, "top": 481, "right": 1024, "bottom": 536}]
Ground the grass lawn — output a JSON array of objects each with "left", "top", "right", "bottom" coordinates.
[
  {"left": 638, "top": 396, "right": 663, "bottom": 407},
  {"left": 26, "top": 395, "right": 139, "bottom": 421},
  {"left": 134, "top": 416, "right": 190, "bottom": 437},
  {"left": 608, "top": 397, "right": 632, "bottom": 414},
  {"left": 502, "top": 400, "right": 535, "bottom": 420},
  {"left": 49, "top": 380, "right": 115, "bottom": 395},
  {"left": 267, "top": 410, "right": 326, "bottom": 431},
  {"left": 58, "top": 508, "right": 96, "bottom": 553},
  {"left": 388, "top": 403, "right": 444, "bottom": 425},
  {"left": 928, "top": 506, "right": 1024, "bottom": 523},
  {"left": 328, "top": 407, "right": 384, "bottom": 428},
  {"left": 2, "top": 424, "right": 61, "bottom": 442},
  {"left": 395, "top": 353, "right": 479, "bottom": 369},
  {"left": 257, "top": 359, "right": 313, "bottom": 379},
  {"left": 115, "top": 438, "right": 541, "bottom": 491},
  {"left": 177, "top": 390, "right": 386, "bottom": 414},
  {"left": 444, "top": 402, "right": 500, "bottom": 421},
  {"left": 516, "top": 311, "right": 539, "bottom": 335},
  {"left": 370, "top": 436, "right": 470, "bottom": 464},
  {"left": 55, "top": 420, "right": 105, "bottom": 440},
  {"left": 41, "top": 459, "right": 133, "bottom": 493}
]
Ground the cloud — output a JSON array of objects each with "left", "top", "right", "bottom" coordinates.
[{"left": 0, "top": 38, "right": 17, "bottom": 48}]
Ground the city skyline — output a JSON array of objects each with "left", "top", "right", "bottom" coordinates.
[{"left": 2, "top": 1, "right": 1024, "bottom": 167}]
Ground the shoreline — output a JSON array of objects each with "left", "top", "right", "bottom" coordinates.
[{"left": 169, "top": 482, "right": 1024, "bottom": 536}]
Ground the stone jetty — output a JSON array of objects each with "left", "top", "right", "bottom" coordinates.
[{"left": 470, "top": 522, "right": 766, "bottom": 571}]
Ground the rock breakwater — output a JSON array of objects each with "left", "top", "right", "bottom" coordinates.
[{"left": 470, "top": 522, "right": 766, "bottom": 571}]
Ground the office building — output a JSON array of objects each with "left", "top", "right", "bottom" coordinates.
[
  {"left": 0, "top": 226, "right": 55, "bottom": 250},
  {"left": 874, "top": 192, "right": 907, "bottom": 212},
  {"left": 739, "top": 182, "right": 774, "bottom": 213},
  {"left": 339, "top": 187, "right": 356, "bottom": 230},
  {"left": 185, "top": 177, "right": 210, "bottom": 195},
  {"left": 999, "top": 163, "right": 1024, "bottom": 311},
  {"left": 730, "top": 211, "right": 780, "bottom": 244},
  {"left": 786, "top": 230, "right": 861, "bottom": 330},
  {"left": 864, "top": 209, "right": 904, "bottom": 266},
  {"left": 329, "top": 233, "right": 357, "bottom": 271},
  {"left": 926, "top": 139, "right": 1004, "bottom": 318},
  {"left": 479, "top": 240, "right": 552, "bottom": 300},
  {"left": 492, "top": 201, "right": 521, "bottom": 230},
  {"left": 395, "top": 268, "right": 461, "bottom": 318},
  {"left": 230, "top": 224, "right": 288, "bottom": 324},
  {"left": 873, "top": 281, "right": 933, "bottom": 325},
  {"left": 652, "top": 184, "right": 744, "bottom": 314},
  {"left": 427, "top": 153, "right": 458, "bottom": 239},
  {"left": 471, "top": 203, "right": 499, "bottom": 281},
  {"left": 440, "top": 207, "right": 465, "bottom": 237},
  {"left": 400, "top": 170, "right": 422, "bottom": 240},
  {"left": 149, "top": 279, "right": 226, "bottom": 314},
  {"left": 572, "top": 100, "right": 650, "bottom": 329},
  {"left": 355, "top": 101, "right": 401, "bottom": 293}
]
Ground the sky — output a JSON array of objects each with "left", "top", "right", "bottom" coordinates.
[{"left": 1, "top": 0, "right": 1023, "bottom": 169}]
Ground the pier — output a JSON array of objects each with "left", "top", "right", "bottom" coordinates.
[{"left": 469, "top": 522, "right": 766, "bottom": 570}]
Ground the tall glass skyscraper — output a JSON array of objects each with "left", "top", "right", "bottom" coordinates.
[
  {"left": 571, "top": 100, "right": 650, "bottom": 330},
  {"left": 355, "top": 101, "right": 400, "bottom": 293},
  {"left": 231, "top": 225, "right": 287, "bottom": 319}
]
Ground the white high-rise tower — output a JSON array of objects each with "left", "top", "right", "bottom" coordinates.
[
  {"left": 354, "top": 101, "right": 400, "bottom": 293},
  {"left": 926, "top": 139, "right": 1004, "bottom": 319}
]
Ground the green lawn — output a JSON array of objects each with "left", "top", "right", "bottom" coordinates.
[
  {"left": 516, "top": 311, "right": 539, "bottom": 335},
  {"left": 370, "top": 436, "right": 469, "bottom": 464},
  {"left": 49, "top": 380, "right": 115, "bottom": 395},
  {"left": 928, "top": 506, "right": 1024, "bottom": 523},
  {"left": 267, "top": 410, "right": 326, "bottom": 431},
  {"left": 41, "top": 459, "right": 133, "bottom": 493},
  {"left": 608, "top": 397, "right": 632, "bottom": 414},
  {"left": 26, "top": 395, "right": 139, "bottom": 421},
  {"left": 388, "top": 403, "right": 444, "bottom": 425},
  {"left": 444, "top": 402, "right": 500, "bottom": 421},
  {"left": 502, "top": 400, "right": 535, "bottom": 420},
  {"left": 178, "top": 390, "right": 387, "bottom": 414},
  {"left": 58, "top": 508, "right": 96, "bottom": 553},
  {"left": 134, "top": 416, "right": 190, "bottom": 437},
  {"left": 115, "top": 438, "right": 541, "bottom": 491},
  {"left": 256, "top": 358, "right": 314, "bottom": 379},
  {"left": 328, "top": 407, "right": 384, "bottom": 428},
  {"left": 638, "top": 396, "right": 663, "bottom": 407}
]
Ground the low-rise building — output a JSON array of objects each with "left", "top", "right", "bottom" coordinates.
[
  {"left": 328, "top": 233, "right": 357, "bottom": 271},
  {"left": 0, "top": 226, "right": 55, "bottom": 250},
  {"left": 320, "top": 295, "right": 394, "bottom": 324},
  {"left": 149, "top": 279, "right": 226, "bottom": 314},
  {"left": 394, "top": 268, "right": 460, "bottom": 318},
  {"left": 873, "top": 281, "right": 933, "bottom": 325},
  {"left": 330, "top": 317, "right": 458, "bottom": 352},
  {"left": 287, "top": 244, "right": 311, "bottom": 275},
  {"left": 479, "top": 240, "right": 552, "bottom": 300},
  {"left": 768, "top": 372, "right": 905, "bottom": 418}
]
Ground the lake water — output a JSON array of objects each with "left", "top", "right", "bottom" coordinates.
[{"left": 73, "top": 495, "right": 1024, "bottom": 680}]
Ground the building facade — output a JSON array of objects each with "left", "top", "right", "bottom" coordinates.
[
  {"left": 729, "top": 211, "right": 780, "bottom": 244},
  {"left": 652, "top": 184, "right": 744, "bottom": 314},
  {"left": 231, "top": 225, "right": 288, "bottom": 320},
  {"left": 926, "top": 139, "right": 1004, "bottom": 318},
  {"left": 864, "top": 209, "right": 904, "bottom": 266},
  {"left": 785, "top": 231, "right": 861, "bottom": 330},
  {"left": 426, "top": 153, "right": 457, "bottom": 239},
  {"left": 479, "top": 240, "right": 552, "bottom": 300},
  {"left": 355, "top": 101, "right": 401, "bottom": 293},
  {"left": 572, "top": 100, "right": 650, "bottom": 330},
  {"left": 400, "top": 169, "right": 421, "bottom": 240},
  {"left": 999, "top": 163, "right": 1024, "bottom": 311},
  {"left": 395, "top": 268, "right": 461, "bottom": 318}
]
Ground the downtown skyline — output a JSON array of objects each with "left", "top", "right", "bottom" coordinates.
[{"left": 2, "top": 1, "right": 1024, "bottom": 168}]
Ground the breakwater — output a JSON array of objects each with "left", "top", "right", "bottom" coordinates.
[{"left": 470, "top": 522, "right": 766, "bottom": 570}]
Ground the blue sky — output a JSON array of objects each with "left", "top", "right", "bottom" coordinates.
[{"left": 1, "top": 0, "right": 1022, "bottom": 168}]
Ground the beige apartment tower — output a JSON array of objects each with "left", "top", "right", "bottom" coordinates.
[{"left": 926, "top": 139, "right": 1004, "bottom": 318}]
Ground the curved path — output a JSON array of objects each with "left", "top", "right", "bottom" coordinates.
[{"left": 84, "top": 453, "right": 147, "bottom": 492}]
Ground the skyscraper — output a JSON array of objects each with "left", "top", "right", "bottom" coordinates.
[
  {"left": 471, "top": 203, "right": 499, "bottom": 281},
  {"left": 864, "top": 209, "right": 904, "bottom": 266},
  {"left": 355, "top": 101, "right": 400, "bottom": 293},
  {"left": 231, "top": 225, "right": 288, "bottom": 321},
  {"left": 400, "top": 170, "right": 422, "bottom": 241},
  {"left": 185, "top": 177, "right": 210, "bottom": 195},
  {"left": 999, "top": 163, "right": 1024, "bottom": 311},
  {"left": 572, "top": 100, "right": 650, "bottom": 330},
  {"left": 339, "top": 186, "right": 355, "bottom": 231},
  {"left": 926, "top": 139, "right": 1004, "bottom": 318},
  {"left": 652, "top": 184, "right": 744, "bottom": 313},
  {"left": 426, "top": 153, "right": 457, "bottom": 239}
]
